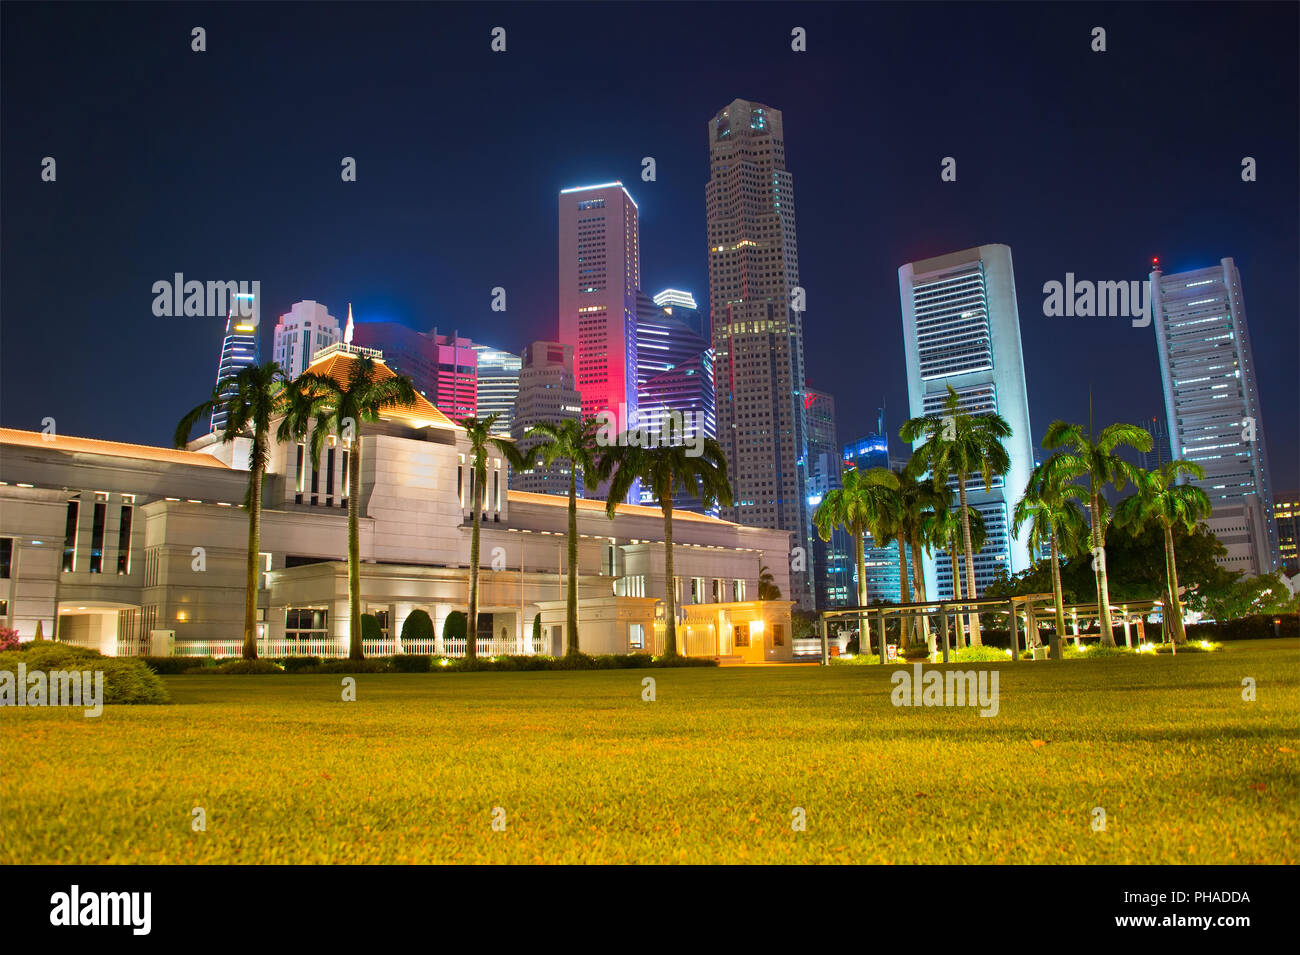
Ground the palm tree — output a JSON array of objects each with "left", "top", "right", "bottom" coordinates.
[
  {"left": 1043, "top": 414, "right": 1151, "bottom": 647},
  {"left": 1113, "top": 460, "right": 1212, "bottom": 645},
  {"left": 457, "top": 414, "right": 519, "bottom": 662},
  {"left": 175, "top": 362, "right": 287, "bottom": 660},
  {"left": 599, "top": 436, "right": 732, "bottom": 658},
  {"left": 278, "top": 355, "right": 417, "bottom": 659},
  {"left": 897, "top": 469, "right": 946, "bottom": 649},
  {"left": 1013, "top": 457, "right": 1090, "bottom": 654},
  {"left": 523, "top": 417, "right": 603, "bottom": 657},
  {"left": 757, "top": 565, "right": 782, "bottom": 600},
  {"left": 922, "top": 500, "right": 986, "bottom": 649},
  {"left": 901, "top": 385, "right": 1012, "bottom": 644},
  {"left": 813, "top": 466, "right": 900, "bottom": 656}
]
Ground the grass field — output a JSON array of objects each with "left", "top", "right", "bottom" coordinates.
[{"left": 3, "top": 643, "right": 1297, "bottom": 864}]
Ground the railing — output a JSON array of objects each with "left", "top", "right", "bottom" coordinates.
[{"left": 163, "top": 634, "right": 544, "bottom": 660}]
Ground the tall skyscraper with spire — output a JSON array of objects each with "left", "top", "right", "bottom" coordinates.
[
  {"left": 272, "top": 300, "right": 341, "bottom": 379},
  {"left": 705, "top": 98, "right": 814, "bottom": 608},
  {"left": 1150, "top": 257, "right": 1279, "bottom": 575},
  {"left": 210, "top": 290, "right": 259, "bottom": 433}
]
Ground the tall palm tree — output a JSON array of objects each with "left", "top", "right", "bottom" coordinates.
[
  {"left": 922, "top": 500, "right": 986, "bottom": 649},
  {"left": 1013, "top": 456, "right": 1090, "bottom": 653},
  {"left": 901, "top": 385, "right": 1012, "bottom": 645},
  {"left": 1113, "top": 460, "right": 1212, "bottom": 645},
  {"left": 278, "top": 355, "right": 417, "bottom": 659},
  {"left": 813, "top": 466, "right": 900, "bottom": 656},
  {"left": 599, "top": 436, "right": 732, "bottom": 658},
  {"left": 523, "top": 417, "right": 603, "bottom": 657},
  {"left": 897, "top": 469, "right": 946, "bottom": 649},
  {"left": 174, "top": 362, "right": 287, "bottom": 660},
  {"left": 1043, "top": 414, "right": 1151, "bottom": 647},
  {"left": 457, "top": 414, "right": 519, "bottom": 662}
]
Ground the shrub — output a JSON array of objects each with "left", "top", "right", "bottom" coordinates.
[
  {"left": 0, "top": 627, "right": 20, "bottom": 652},
  {"left": 0, "top": 644, "right": 169, "bottom": 704},
  {"left": 279, "top": 656, "right": 322, "bottom": 672},
  {"left": 191, "top": 659, "right": 284, "bottom": 674},
  {"left": 1185, "top": 614, "right": 1297, "bottom": 642},
  {"left": 391, "top": 654, "right": 431, "bottom": 673},
  {"left": 952, "top": 645, "right": 1011, "bottom": 663},
  {"left": 532, "top": 613, "right": 542, "bottom": 645},
  {"left": 302, "top": 658, "right": 392, "bottom": 674},
  {"left": 442, "top": 611, "right": 467, "bottom": 642},
  {"left": 142, "top": 656, "right": 214, "bottom": 675},
  {"left": 400, "top": 610, "right": 435, "bottom": 644},
  {"left": 361, "top": 614, "right": 383, "bottom": 643},
  {"left": 1063, "top": 644, "right": 1131, "bottom": 659},
  {"left": 829, "top": 653, "right": 883, "bottom": 666}
]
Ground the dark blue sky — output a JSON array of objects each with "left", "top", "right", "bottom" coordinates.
[{"left": 3, "top": 2, "right": 1296, "bottom": 487}]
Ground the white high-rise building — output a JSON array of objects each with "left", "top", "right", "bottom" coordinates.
[
  {"left": 898, "top": 244, "right": 1036, "bottom": 598},
  {"left": 272, "top": 300, "right": 342, "bottom": 380},
  {"left": 472, "top": 344, "right": 522, "bottom": 436},
  {"left": 1150, "top": 257, "right": 1278, "bottom": 576},
  {"left": 706, "top": 98, "right": 814, "bottom": 609}
]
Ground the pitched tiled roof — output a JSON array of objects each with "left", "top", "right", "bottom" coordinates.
[
  {"left": 507, "top": 489, "right": 736, "bottom": 525},
  {"left": 300, "top": 351, "right": 459, "bottom": 430}
]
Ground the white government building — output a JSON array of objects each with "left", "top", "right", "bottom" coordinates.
[{"left": 0, "top": 348, "right": 794, "bottom": 662}]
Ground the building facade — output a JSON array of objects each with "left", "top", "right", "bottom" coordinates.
[
  {"left": 472, "top": 345, "right": 521, "bottom": 435},
  {"left": 349, "top": 323, "right": 478, "bottom": 420},
  {"left": 898, "top": 244, "right": 1036, "bottom": 599},
  {"left": 210, "top": 291, "right": 259, "bottom": 433},
  {"left": 0, "top": 351, "right": 793, "bottom": 662},
  {"left": 1150, "top": 258, "right": 1279, "bottom": 576},
  {"left": 272, "top": 300, "right": 342, "bottom": 379},
  {"left": 509, "top": 341, "right": 584, "bottom": 496},
  {"left": 706, "top": 98, "right": 813, "bottom": 609},
  {"left": 1274, "top": 493, "right": 1299, "bottom": 576},
  {"left": 557, "top": 182, "right": 640, "bottom": 422}
]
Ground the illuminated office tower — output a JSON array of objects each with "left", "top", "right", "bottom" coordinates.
[
  {"left": 510, "top": 341, "right": 583, "bottom": 495},
  {"left": 557, "top": 181, "right": 640, "bottom": 422},
  {"left": 472, "top": 345, "right": 522, "bottom": 435},
  {"left": 705, "top": 98, "right": 813, "bottom": 608},
  {"left": 349, "top": 323, "right": 478, "bottom": 420},
  {"left": 1274, "top": 493, "right": 1299, "bottom": 575},
  {"left": 898, "top": 244, "right": 1036, "bottom": 599},
  {"left": 1150, "top": 258, "right": 1279, "bottom": 575},
  {"left": 211, "top": 290, "right": 259, "bottom": 433},
  {"left": 272, "top": 300, "right": 341, "bottom": 379}
]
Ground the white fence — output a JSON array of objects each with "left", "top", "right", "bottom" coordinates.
[{"left": 158, "top": 634, "right": 542, "bottom": 660}]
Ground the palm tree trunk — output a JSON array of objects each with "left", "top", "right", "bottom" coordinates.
[
  {"left": 958, "top": 475, "right": 982, "bottom": 644},
  {"left": 243, "top": 450, "right": 263, "bottom": 661},
  {"left": 854, "top": 527, "right": 867, "bottom": 656},
  {"left": 911, "top": 534, "right": 930, "bottom": 649},
  {"left": 949, "top": 531, "right": 966, "bottom": 649},
  {"left": 467, "top": 463, "right": 482, "bottom": 662},
  {"left": 896, "top": 530, "right": 912, "bottom": 648},
  {"left": 663, "top": 500, "right": 678, "bottom": 657},
  {"left": 1091, "top": 490, "right": 1115, "bottom": 647},
  {"left": 1050, "top": 530, "right": 1066, "bottom": 655},
  {"left": 1164, "top": 522, "right": 1185, "bottom": 644},
  {"left": 348, "top": 433, "right": 363, "bottom": 660},
  {"left": 566, "top": 468, "right": 579, "bottom": 656}
]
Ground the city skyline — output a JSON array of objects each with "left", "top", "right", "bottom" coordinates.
[{"left": 2, "top": 3, "right": 1296, "bottom": 492}]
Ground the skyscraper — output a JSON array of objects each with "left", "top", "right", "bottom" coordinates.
[
  {"left": 472, "top": 345, "right": 522, "bottom": 435},
  {"left": 706, "top": 98, "right": 813, "bottom": 608},
  {"left": 1273, "top": 493, "right": 1299, "bottom": 576},
  {"left": 510, "top": 341, "right": 583, "bottom": 495},
  {"left": 804, "top": 389, "right": 843, "bottom": 608},
  {"left": 557, "top": 182, "right": 640, "bottom": 422},
  {"left": 1150, "top": 257, "right": 1279, "bottom": 576},
  {"left": 898, "top": 244, "right": 1036, "bottom": 599},
  {"left": 210, "top": 290, "right": 259, "bottom": 433},
  {"left": 272, "top": 300, "right": 342, "bottom": 379},
  {"left": 349, "top": 323, "right": 478, "bottom": 420}
]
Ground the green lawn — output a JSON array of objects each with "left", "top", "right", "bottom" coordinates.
[{"left": 3, "top": 645, "right": 1297, "bottom": 864}]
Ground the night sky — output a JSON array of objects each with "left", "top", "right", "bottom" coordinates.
[{"left": 2, "top": 2, "right": 1296, "bottom": 487}]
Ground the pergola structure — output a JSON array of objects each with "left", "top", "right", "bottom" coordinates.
[{"left": 816, "top": 595, "right": 1176, "bottom": 665}]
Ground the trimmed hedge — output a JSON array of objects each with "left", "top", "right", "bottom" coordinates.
[
  {"left": 361, "top": 614, "right": 383, "bottom": 643},
  {"left": 442, "top": 611, "right": 467, "bottom": 642},
  {"left": 400, "top": 610, "right": 434, "bottom": 644},
  {"left": 143, "top": 656, "right": 215, "bottom": 675},
  {"left": 0, "top": 644, "right": 170, "bottom": 704},
  {"left": 279, "top": 656, "right": 322, "bottom": 672},
  {"left": 188, "top": 659, "right": 284, "bottom": 674},
  {"left": 1186, "top": 614, "right": 1297, "bottom": 642},
  {"left": 391, "top": 654, "right": 431, "bottom": 673}
]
